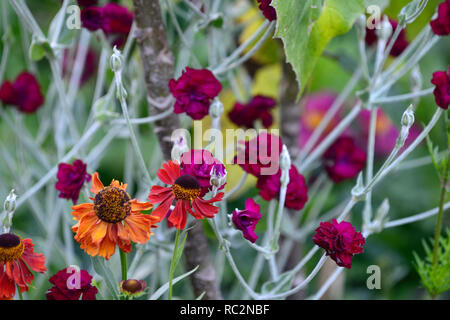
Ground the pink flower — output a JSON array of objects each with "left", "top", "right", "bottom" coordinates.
[
  {"left": 365, "top": 18, "right": 409, "bottom": 57},
  {"left": 313, "top": 219, "right": 365, "bottom": 269},
  {"left": 169, "top": 68, "right": 222, "bottom": 120},
  {"left": 228, "top": 95, "right": 276, "bottom": 129},
  {"left": 298, "top": 92, "right": 342, "bottom": 149},
  {"left": 180, "top": 149, "right": 226, "bottom": 196},
  {"left": 323, "top": 136, "right": 366, "bottom": 183},
  {"left": 55, "top": 159, "right": 91, "bottom": 204},
  {"left": 430, "top": 0, "right": 450, "bottom": 36},
  {"left": 257, "top": 165, "right": 309, "bottom": 210},
  {"left": 234, "top": 132, "right": 282, "bottom": 177},
  {"left": 257, "top": 0, "right": 277, "bottom": 21},
  {"left": 0, "top": 72, "right": 44, "bottom": 113},
  {"left": 232, "top": 198, "right": 262, "bottom": 243},
  {"left": 357, "top": 109, "right": 423, "bottom": 155},
  {"left": 62, "top": 47, "right": 98, "bottom": 86},
  {"left": 46, "top": 267, "right": 98, "bottom": 300},
  {"left": 431, "top": 66, "right": 450, "bottom": 109}
]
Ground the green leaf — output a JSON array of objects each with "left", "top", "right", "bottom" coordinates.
[
  {"left": 91, "top": 257, "right": 120, "bottom": 300},
  {"left": 273, "top": 0, "right": 365, "bottom": 97},
  {"left": 149, "top": 265, "right": 200, "bottom": 300}
]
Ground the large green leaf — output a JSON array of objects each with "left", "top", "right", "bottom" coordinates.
[{"left": 273, "top": 0, "right": 365, "bottom": 97}]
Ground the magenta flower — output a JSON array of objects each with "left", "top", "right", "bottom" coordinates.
[
  {"left": 180, "top": 149, "right": 226, "bottom": 196},
  {"left": 228, "top": 95, "right": 276, "bottom": 129},
  {"left": 169, "top": 68, "right": 222, "bottom": 120},
  {"left": 323, "top": 136, "right": 366, "bottom": 183},
  {"left": 234, "top": 132, "right": 282, "bottom": 177},
  {"left": 431, "top": 66, "right": 450, "bottom": 110},
  {"left": 430, "top": 0, "right": 450, "bottom": 36},
  {"left": 357, "top": 109, "right": 422, "bottom": 155},
  {"left": 313, "top": 219, "right": 365, "bottom": 269},
  {"left": 101, "top": 3, "right": 133, "bottom": 35},
  {"left": 257, "top": 165, "right": 309, "bottom": 210},
  {"left": 257, "top": 0, "right": 277, "bottom": 21},
  {"left": 55, "top": 159, "right": 91, "bottom": 204},
  {"left": 232, "top": 198, "right": 262, "bottom": 243},
  {"left": 46, "top": 267, "right": 98, "bottom": 300},
  {"left": 298, "top": 92, "right": 342, "bottom": 149},
  {"left": 0, "top": 72, "right": 44, "bottom": 113},
  {"left": 62, "top": 47, "right": 98, "bottom": 86},
  {"left": 365, "top": 18, "right": 409, "bottom": 57}
]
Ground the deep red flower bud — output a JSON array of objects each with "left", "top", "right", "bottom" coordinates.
[
  {"left": 228, "top": 95, "right": 276, "bottom": 129},
  {"left": 55, "top": 159, "right": 91, "bottom": 204},
  {"left": 323, "top": 136, "right": 366, "bottom": 183},
  {"left": 169, "top": 67, "right": 222, "bottom": 120},
  {"left": 232, "top": 198, "right": 262, "bottom": 243},
  {"left": 0, "top": 72, "right": 44, "bottom": 113},
  {"left": 430, "top": 0, "right": 450, "bottom": 36},
  {"left": 257, "top": 0, "right": 277, "bottom": 21},
  {"left": 313, "top": 219, "right": 365, "bottom": 269},
  {"left": 46, "top": 267, "right": 98, "bottom": 300},
  {"left": 431, "top": 66, "right": 450, "bottom": 110}
]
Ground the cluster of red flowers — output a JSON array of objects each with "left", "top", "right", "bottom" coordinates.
[
  {"left": 228, "top": 95, "right": 277, "bottom": 129},
  {"left": 46, "top": 267, "right": 98, "bottom": 300},
  {"left": 0, "top": 72, "right": 44, "bottom": 113}
]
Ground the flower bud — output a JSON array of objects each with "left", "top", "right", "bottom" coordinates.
[
  {"left": 110, "top": 46, "right": 123, "bottom": 73},
  {"left": 210, "top": 164, "right": 227, "bottom": 189},
  {"left": 401, "top": 104, "right": 415, "bottom": 128},
  {"left": 280, "top": 145, "right": 291, "bottom": 186},
  {"left": 209, "top": 98, "right": 224, "bottom": 119},
  {"left": 171, "top": 132, "right": 190, "bottom": 162},
  {"left": 398, "top": 0, "right": 425, "bottom": 25},
  {"left": 120, "top": 279, "right": 147, "bottom": 299},
  {"left": 351, "top": 173, "right": 365, "bottom": 200},
  {"left": 2, "top": 189, "right": 17, "bottom": 233},
  {"left": 376, "top": 16, "right": 393, "bottom": 41},
  {"left": 356, "top": 14, "right": 367, "bottom": 41}
]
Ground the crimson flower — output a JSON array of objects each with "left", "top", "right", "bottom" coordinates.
[
  {"left": 431, "top": 66, "right": 450, "bottom": 110},
  {"left": 313, "top": 219, "right": 365, "bottom": 269},
  {"left": 169, "top": 68, "right": 222, "bottom": 120},
  {"left": 180, "top": 149, "right": 226, "bottom": 196},
  {"left": 257, "top": 165, "right": 308, "bottom": 210},
  {"left": 228, "top": 95, "right": 276, "bottom": 129},
  {"left": 148, "top": 161, "right": 224, "bottom": 229},
  {"left": 234, "top": 132, "right": 282, "bottom": 177},
  {"left": 365, "top": 18, "right": 409, "bottom": 57},
  {"left": 323, "top": 136, "right": 366, "bottom": 183},
  {"left": 55, "top": 159, "right": 91, "bottom": 205},
  {"left": 430, "top": 0, "right": 450, "bottom": 36},
  {"left": 77, "top": 0, "right": 98, "bottom": 8},
  {"left": 232, "top": 198, "right": 262, "bottom": 243},
  {"left": 80, "top": 6, "right": 104, "bottom": 31},
  {"left": 46, "top": 267, "right": 98, "bottom": 300},
  {"left": 0, "top": 72, "right": 44, "bottom": 113},
  {"left": 257, "top": 0, "right": 277, "bottom": 21}
]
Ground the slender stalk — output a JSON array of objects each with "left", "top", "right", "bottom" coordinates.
[
  {"left": 17, "top": 286, "right": 23, "bottom": 300},
  {"left": 168, "top": 228, "right": 181, "bottom": 300},
  {"left": 119, "top": 249, "right": 128, "bottom": 281}
]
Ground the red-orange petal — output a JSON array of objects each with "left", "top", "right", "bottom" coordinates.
[{"left": 90, "top": 172, "right": 105, "bottom": 194}]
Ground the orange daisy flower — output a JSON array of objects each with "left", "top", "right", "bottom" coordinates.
[
  {"left": 148, "top": 160, "right": 224, "bottom": 229},
  {"left": 0, "top": 233, "right": 46, "bottom": 300},
  {"left": 72, "top": 172, "right": 159, "bottom": 260}
]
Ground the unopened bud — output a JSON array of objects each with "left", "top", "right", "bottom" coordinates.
[
  {"left": 376, "top": 17, "right": 392, "bottom": 41},
  {"left": 209, "top": 98, "right": 224, "bottom": 119},
  {"left": 401, "top": 104, "right": 415, "bottom": 128},
  {"left": 399, "top": 0, "right": 425, "bottom": 25},
  {"left": 351, "top": 173, "right": 365, "bottom": 200},
  {"left": 171, "top": 132, "right": 190, "bottom": 162},
  {"left": 280, "top": 145, "right": 291, "bottom": 186},
  {"left": 210, "top": 164, "right": 227, "bottom": 189},
  {"left": 110, "top": 46, "right": 123, "bottom": 72},
  {"left": 356, "top": 14, "right": 367, "bottom": 40},
  {"left": 3, "top": 189, "right": 17, "bottom": 233}
]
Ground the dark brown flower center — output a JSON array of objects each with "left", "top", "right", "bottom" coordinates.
[
  {"left": 121, "top": 279, "right": 144, "bottom": 293},
  {"left": 94, "top": 186, "right": 131, "bottom": 223},
  {"left": 0, "top": 233, "right": 24, "bottom": 262},
  {"left": 172, "top": 174, "right": 201, "bottom": 200}
]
